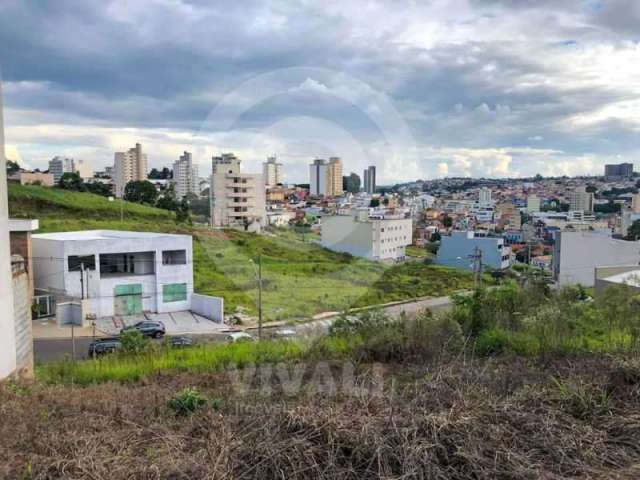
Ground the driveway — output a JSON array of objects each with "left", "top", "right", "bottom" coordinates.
[{"left": 96, "top": 311, "right": 230, "bottom": 336}]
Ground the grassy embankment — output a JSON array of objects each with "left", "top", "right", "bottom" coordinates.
[
  {"left": 9, "top": 184, "right": 475, "bottom": 320},
  {"left": 12, "top": 279, "right": 640, "bottom": 478}
]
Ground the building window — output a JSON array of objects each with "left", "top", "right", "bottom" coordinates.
[
  {"left": 163, "top": 283, "right": 187, "bottom": 302},
  {"left": 162, "top": 250, "right": 187, "bottom": 265},
  {"left": 67, "top": 255, "right": 96, "bottom": 271}
]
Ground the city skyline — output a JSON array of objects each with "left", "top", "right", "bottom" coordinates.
[{"left": 1, "top": 1, "right": 639, "bottom": 183}]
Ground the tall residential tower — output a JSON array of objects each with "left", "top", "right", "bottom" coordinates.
[
  {"left": 114, "top": 143, "right": 148, "bottom": 197},
  {"left": 172, "top": 151, "right": 198, "bottom": 199}
]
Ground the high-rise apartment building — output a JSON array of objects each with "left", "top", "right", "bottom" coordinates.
[
  {"left": 568, "top": 186, "right": 594, "bottom": 213},
  {"left": 75, "top": 159, "right": 94, "bottom": 179},
  {"left": 363, "top": 165, "right": 377, "bottom": 194},
  {"left": 604, "top": 163, "right": 634, "bottom": 179},
  {"left": 48, "top": 156, "right": 75, "bottom": 183},
  {"left": 209, "top": 153, "right": 266, "bottom": 227},
  {"left": 262, "top": 156, "right": 283, "bottom": 187},
  {"left": 327, "top": 157, "right": 343, "bottom": 196},
  {"left": 172, "top": 151, "right": 198, "bottom": 199},
  {"left": 309, "top": 157, "right": 343, "bottom": 197},
  {"left": 478, "top": 187, "right": 492, "bottom": 205},
  {"left": 114, "top": 143, "right": 148, "bottom": 198}
]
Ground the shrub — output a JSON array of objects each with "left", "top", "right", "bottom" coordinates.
[
  {"left": 168, "top": 388, "right": 208, "bottom": 416},
  {"left": 474, "top": 328, "right": 510, "bottom": 356},
  {"left": 120, "top": 330, "right": 151, "bottom": 355},
  {"left": 408, "top": 310, "right": 464, "bottom": 359}
]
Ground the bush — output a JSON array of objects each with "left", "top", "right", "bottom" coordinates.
[
  {"left": 168, "top": 388, "right": 208, "bottom": 416},
  {"left": 474, "top": 328, "right": 510, "bottom": 356},
  {"left": 408, "top": 310, "right": 464, "bottom": 359},
  {"left": 120, "top": 330, "right": 151, "bottom": 355}
]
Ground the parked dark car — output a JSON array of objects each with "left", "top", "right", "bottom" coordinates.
[
  {"left": 121, "top": 320, "right": 166, "bottom": 338},
  {"left": 88, "top": 337, "right": 122, "bottom": 357},
  {"left": 169, "top": 336, "right": 193, "bottom": 348}
]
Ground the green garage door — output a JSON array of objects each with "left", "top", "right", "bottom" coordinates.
[
  {"left": 114, "top": 284, "right": 143, "bottom": 316},
  {"left": 163, "top": 283, "right": 187, "bottom": 303}
]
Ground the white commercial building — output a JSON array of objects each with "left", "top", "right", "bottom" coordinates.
[
  {"left": 552, "top": 231, "right": 640, "bottom": 286},
  {"left": 48, "top": 156, "right": 75, "bottom": 183},
  {"left": 210, "top": 153, "right": 266, "bottom": 228},
  {"left": 114, "top": 143, "right": 148, "bottom": 198},
  {"left": 262, "top": 156, "right": 283, "bottom": 187},
  {"left": 321, "top": 210, "right": 412, "bottom": 262},
  {"left": 32, "top": 230, "right": 201, "bottom": 320},
  {"left": 172, "top": 151, "right": 198, "bottom": 199}
]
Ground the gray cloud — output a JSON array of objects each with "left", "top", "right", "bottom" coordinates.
[{"left": 1, "top": 0, "right": 639, "bottom": 181}]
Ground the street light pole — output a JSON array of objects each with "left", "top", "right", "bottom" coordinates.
[{"left": 258, "top": 255, "right": 263, "bottom": 340}]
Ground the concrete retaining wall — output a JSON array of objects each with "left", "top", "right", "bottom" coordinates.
[{"left": 191, "top": 294, "right": 224, "bottom": 323}]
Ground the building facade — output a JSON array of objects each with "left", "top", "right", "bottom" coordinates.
[
  {"left": 321, "top": 210, "right": 412, "bottom": 262},
  {"left": 48, "top": 156, "right": 75, "bottom": 184},
  {"left": 0, "top": 79, "right": 19, "bottom": 380},
  {"left": 32, "top": 230, "right": 196, "bottom": 319},
  {"left": 172, "top": 151, "right": 198, "bottom": 199},
  {"left": 309, "top": 157, "right": 343, "bottom": 197},
  {"left": 568, "top": 186, "right": 594, "bottom": 213},
  {"left": 552, "top": 231, "right": 640, "bottom": 286},
  {"left": 436, "top": 231, "right": 511, "bottom": 271},
  {"left": 526, "top": 195, "right": 541, "bottom": 213},
  {"left": 210, "top": 153, "right": 266, "bottom": 228},
  {"left": 114, "top": 143, "right": 148, "bottom": 198},
  {"left": 363, "top": 166, "right": 376, "bottom": 194},
  {"left": 75, "top": 159, "right": 94, "bottom": 179},
  {"left": 262, "top": 156, "right": 283, "bottom": 187},
  {"left": 604, "top": 163, "right": 634, "bottom": 179},
  {"left": 8, "top": 171, "right": 55, "bottom": 186}
]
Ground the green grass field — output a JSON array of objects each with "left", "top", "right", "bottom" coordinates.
[{"left": 9, "top": 184, "right": 476, "bottom": 320}]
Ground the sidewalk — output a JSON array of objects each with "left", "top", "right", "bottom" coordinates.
[{"left": 32, "top": 318, "right": 102, "bottom": 339}]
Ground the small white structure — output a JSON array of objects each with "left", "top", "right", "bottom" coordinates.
[
  {"left": 553, "top": 231, "right": 640, "bottom": 286},
  {"left": 32, "top": 230, "right": 221, "bottom": 321},
  {"left": 321, "top": 210, "right": 412, "bottom": 262}
]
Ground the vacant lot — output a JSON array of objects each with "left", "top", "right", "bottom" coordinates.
[
  {"left": 4, "top": 354, "right": 640, "bottom": 479},
  {"left": 9, "top": 184, "right": 476, "bottom": 320}
]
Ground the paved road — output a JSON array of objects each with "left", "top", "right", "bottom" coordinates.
[
  {"left": 33, "top": 295, "right": 457, "bottom": 364},
  {"left": 34, "top": 338, "right": 94, "bottom": 363}
]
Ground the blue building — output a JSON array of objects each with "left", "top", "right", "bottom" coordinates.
[{"left": 436, "top": 231, "right": 511, "bottom": 271}]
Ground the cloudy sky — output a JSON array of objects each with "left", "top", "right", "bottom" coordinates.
[{"left": 1, "top": 0, "right": 639, "bottom": 184}]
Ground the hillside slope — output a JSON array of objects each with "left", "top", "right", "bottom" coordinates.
[{"left": 8, "top": 184, "right": 476, "bottom": 320}]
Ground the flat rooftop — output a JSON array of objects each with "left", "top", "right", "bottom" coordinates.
[
  {"left": 32, "top": 230, "right": 190, "bottom": 241},
  {"left": 602, "top": 270, "right": 640, "bottom": 288}
]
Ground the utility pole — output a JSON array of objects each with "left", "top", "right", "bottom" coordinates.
[
  {"left": 120, "top": 198, "right": 124, "bottom": 223},
  {"left": 258, "top": 255, "right": 263, "bottom": 340},
  {"left": 469, "top": 246, "right": 483, "bottom": 288}
]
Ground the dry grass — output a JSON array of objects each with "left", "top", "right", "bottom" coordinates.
[{"left": 3, "top": 354, "right": 640, "bottom": 479}]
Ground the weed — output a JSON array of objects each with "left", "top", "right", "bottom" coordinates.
[{"left": 168, "top": 387, "right": 208, "bottom": 415}]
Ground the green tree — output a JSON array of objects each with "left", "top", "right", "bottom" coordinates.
[
  {"left": 156, "top": 183, "right": 178, "bottom": 211},
  {"left": 369, "top": 198, "right": 380, "bottom": 207},
  {"left": 442, "top": 215, "right": 453, "bottom": 228},
  {"left": 345, "top": 172, "right": 361, "bottom": 193},
  {"left": 176, "top": 197, "right": 192, "bottom": 224},
  {"left": 626, "top": 220, "right": 640, "bottom": 240},
  {"left": 6, "top": 159, "right": 20, "bottom": 175},
  {"left": 59, "top": 172, "right": 85, "bottom": 191},
  {"left": 124, "top": 180, "right": 158, "bottom": 205}
]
